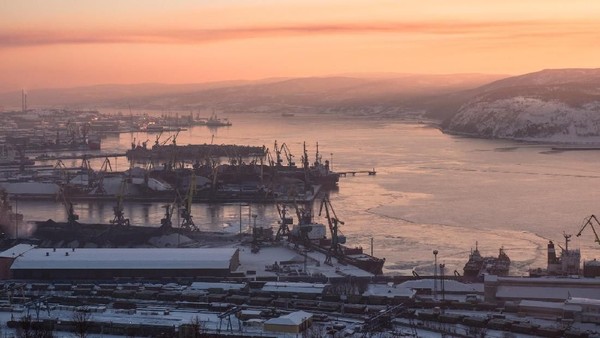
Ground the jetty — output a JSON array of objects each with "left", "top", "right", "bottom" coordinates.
[{"left": 338, "top": 169, "right": 377, "bottom": 177}]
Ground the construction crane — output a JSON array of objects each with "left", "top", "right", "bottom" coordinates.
[
  {"left": 576, "top": 214, "right": 600, "bottom": 245},
  {"left": 179, "top": 173, "right": 198, "bottom": 231}
]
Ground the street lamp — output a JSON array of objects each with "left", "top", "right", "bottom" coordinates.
[
  {"left": 433, "top": 250, "right": 438, "bottom": 301},
  {"left": 440, "top": 263, "right": 446, "bottom": 301}
]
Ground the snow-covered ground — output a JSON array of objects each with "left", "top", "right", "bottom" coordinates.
[{"left": 448, "top": 97, "right": 600, "bottom": 143}]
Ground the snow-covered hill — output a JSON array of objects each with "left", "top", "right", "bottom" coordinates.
[{"left": 444, "top": 69, "right": 600, "bottom": 143}]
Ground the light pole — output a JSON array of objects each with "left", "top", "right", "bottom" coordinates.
[
  {"left": 440, "top": 263, "right": 446, "bottom": 301},
  {"left": 433, "top": 250, "right": 438, "bottom": 301}
]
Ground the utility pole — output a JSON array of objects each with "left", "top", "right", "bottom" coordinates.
[
  {"left": 440, "top": 263, "right": 446, "bottom": 301},
  {"left": 239, "top": 203, "right": 242, "bottom": 235},
  {"left": 433, "top": 250, "right": 438, "bottom": 301}
]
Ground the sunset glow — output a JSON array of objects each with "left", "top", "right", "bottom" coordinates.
[{"left": 2, "top": 0, "right": 600, "bottom": 91}]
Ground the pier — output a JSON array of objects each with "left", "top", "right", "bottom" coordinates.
[
  {"left": 338, "top": 169, "right": 376, "bottom": 177},
  {"left": 34, "top": 153, "right": 127, "bottom": 161}
]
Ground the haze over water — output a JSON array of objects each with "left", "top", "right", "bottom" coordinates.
[{"left": 18, "top": 112, "right": 600, "bottom": 276}]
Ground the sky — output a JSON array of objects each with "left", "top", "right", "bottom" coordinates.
[{"left": 1, "top": 0, "right": 600, "bottom": 91}]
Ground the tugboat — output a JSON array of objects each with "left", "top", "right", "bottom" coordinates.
[{"left": 463, "top": 242, "right": 510, "bottom": 281}]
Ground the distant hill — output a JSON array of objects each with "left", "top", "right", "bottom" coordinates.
[
  {"left": 442, "top": 69, "right": 600, "bottom": 142},
  {"left": 0, "top": 74, "right": 505, "bottom": 116}
]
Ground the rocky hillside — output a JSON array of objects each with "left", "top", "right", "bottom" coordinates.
[{"left": 444, "top": 69, "right": 600, "bottom": 141}]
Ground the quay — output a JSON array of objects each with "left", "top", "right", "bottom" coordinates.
[
  {"left": 338, "top": 169, "right": 376, "bottom": 177},
  {"left": 34, "top": 152, "right": 127, "bottom": 161}
]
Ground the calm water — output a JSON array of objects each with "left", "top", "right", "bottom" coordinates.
[{"left": 16, "top": 112, "right": 600, "bottom": 275}]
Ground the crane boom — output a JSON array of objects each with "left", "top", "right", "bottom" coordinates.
[{"left": 576, "top": 214, "right": 600, "bottom": 245}]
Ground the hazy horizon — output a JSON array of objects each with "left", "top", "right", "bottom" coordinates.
[{"left": 2, "top": 1, "right": 600, "bottom": 92}]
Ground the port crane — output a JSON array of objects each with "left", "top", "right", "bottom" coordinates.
[
  {"left": 179, "top": 173, "right": 198, "bottom": 231},
  {"left": 576, "top": 214, "right": 600, "bottom": 245},
  {"left": 273, "top": 141, "right": 295, "bottom": 167},
  {"left": 275, "top": 203, "right": 293, "bottom": 240},
  {"left": 110, "top": 178, "right": 130, "bottom": 226},
  {"left": 279, "top": 142, "right": 295, "bottom": 167},
  {"left": 319, "top": 197, "right": 346, "bottom": 266},
  {"left": 57, "top": 185, "right": 78, "bottom": 226},
  {"left": 160, "top": 201, "right": 176, "bottom": 229},
  {"left": 93, "top": 157, "right": 113, "bottom": 195}
]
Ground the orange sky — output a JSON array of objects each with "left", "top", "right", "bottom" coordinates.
[{"left": 1, "top": 0, "right": 600, "bottom": 91}]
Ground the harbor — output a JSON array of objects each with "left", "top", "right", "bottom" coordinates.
[
  {"left": 2, "top": 112, "right": 600, "bottom": 275},
  {"left": 2, "top": 112, "right": 600, "bottom": 336}
]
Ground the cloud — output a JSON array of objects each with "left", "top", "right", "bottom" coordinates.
[{"left": 0, "top": 20, "right": 595, "bottom": 48}]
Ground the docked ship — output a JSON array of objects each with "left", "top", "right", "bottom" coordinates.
[
  {"left": 278, "top": 198, "right": 385, "bottom": 275},
  {"left": 463, "top": 242, "right": 510, "bottom": 281},
  {"left": 203, "top": 113, "right": 232, "bottom": 127},
  {"left": 0, "top": 190, "right": 23, "bottom": 237},
  {"left": 0, "top": 144, "right": 34, "bottom": 166},
  {"left": 126, "top": 141, "right": 264, "bottom": 161},
  {"left": 529, "top": 233, "right": 581, "bottom": 277}
]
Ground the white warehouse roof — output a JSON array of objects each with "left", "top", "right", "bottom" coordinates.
[
  {"left": 265, "top": 311, "right": 312, "bottom": 326},
  {"left": 10, "top": 247, "right": 238, "bottom": 270},
  {"left": 0, "top": 244, "right": 36, "bottom": 258}
]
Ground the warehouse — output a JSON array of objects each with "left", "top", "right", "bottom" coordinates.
[
  {"left": 2, "top": 246, "right": 239, "bottom": 280},
  {"left": 264, "top": 310, "right": 313, "bottom": 334}
]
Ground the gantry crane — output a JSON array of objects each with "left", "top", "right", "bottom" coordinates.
[{"left": 576, "top": 214, "right": 600, "bottom": 245}]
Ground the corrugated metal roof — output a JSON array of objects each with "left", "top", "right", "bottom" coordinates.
[
  {"left": 0, "top": 244, "right": 36, "bottom": 258},
  {"left": 10, "top": 247, "right": 237, "bottom": 270}
]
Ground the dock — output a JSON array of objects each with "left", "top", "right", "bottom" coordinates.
[
  {"left": 34, "top": 153, "right": 127, "bottom": 161},
  {"left": 338, "top": 169, "right": 376, "bottom": 177}
]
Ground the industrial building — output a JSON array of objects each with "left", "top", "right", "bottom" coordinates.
[
  {"left": 484, "top": 275, "right": 600, "bottom": 303},
  {"left": 264, "top": 310, "right": 313, "bottom": 334},
  {"left": 0, "top": 245, "right": 239, "bottom": 280}
]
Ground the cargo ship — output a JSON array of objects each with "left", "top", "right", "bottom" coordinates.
[
  {"left": 279, "top": 197, "right": 385, "bottom": 275},
  {"left": 463, "top": 242, "right": 510, "bottom": 281},
  {"left": 529, "top": 233, "right": 581, "bottom": 277}
]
